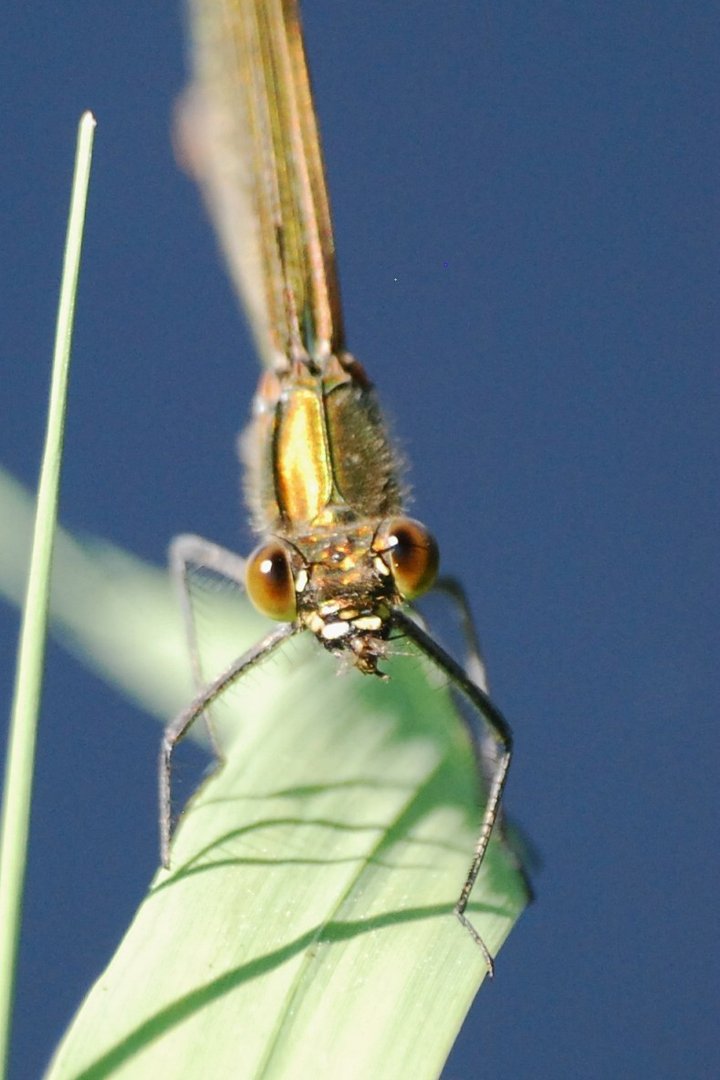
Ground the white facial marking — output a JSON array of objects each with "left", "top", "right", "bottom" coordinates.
[
  {"left": 321, "top": 620, "right": 350, "bottom": 641},
  {"left": 295, "top": 568, "right": 308, "bottom": 592}
]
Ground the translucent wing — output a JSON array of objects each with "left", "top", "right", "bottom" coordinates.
[{"left": 179, "top": 0, "right": 344, "bottom": 370}]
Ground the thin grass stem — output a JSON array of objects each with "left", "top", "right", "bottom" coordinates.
[{"left": 0, "top": 111, "right": 96, "bottom": 1080}]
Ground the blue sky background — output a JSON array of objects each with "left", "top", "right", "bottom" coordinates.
[{"left": 1, "top": 3, "right": 718, "bottom": 1078}]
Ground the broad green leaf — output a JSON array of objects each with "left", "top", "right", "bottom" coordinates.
[{"left": 0, "top": 467, "right": 528, "bottom": 1079}]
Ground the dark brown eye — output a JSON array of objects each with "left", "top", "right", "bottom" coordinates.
[
  {"left": 245, "top": 540, "right": 298, "bottom": 621},
  {"left": 376, "top": 517, "right": 439, "bottom": 599}
]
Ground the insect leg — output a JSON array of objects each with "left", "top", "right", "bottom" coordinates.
[
  {"left": 433, "top": 575, "right": 489, "bottom": 691},
  {"left": 433, "top": 577, "right": 535, "bottom": 896},
  {"left": 169, "top": 532, "right": 248, "bottom": 754},
  {"left": 159, "top": 620, "right": 298, "bottom": 868},
  {"left": 393, "top": 610, "right": 513, "bottom": 975}
]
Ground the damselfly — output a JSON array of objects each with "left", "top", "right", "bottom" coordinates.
[{"left": 160, "top": 0, "right": 519, "bottom": 974}]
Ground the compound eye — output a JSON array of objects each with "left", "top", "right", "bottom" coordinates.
[
  {"left": 379, "top": 517, "right": 439, "bottom": 599},
  {"left": 245, "top": 540, "right": 298, "bottom": 621}
]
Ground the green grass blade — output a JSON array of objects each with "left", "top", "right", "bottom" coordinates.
[
  {"left": 0, "top": 112, "right": 96, "bottom": 1079},
  {"left": 47, "top": 641, "right": 527, "bottom": 1079}
]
